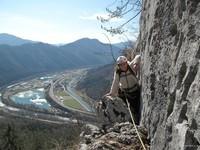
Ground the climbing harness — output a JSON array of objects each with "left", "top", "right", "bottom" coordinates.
[{"left": 123, "top": 90, "right": 147, "bottom": 150}]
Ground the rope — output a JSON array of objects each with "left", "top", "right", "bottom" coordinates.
[
  {"left": 124, "top": 92, "right": 146, "bottom": 150},
  {"left": 102, "top": 33, "right": 116, "bottom": 62}
]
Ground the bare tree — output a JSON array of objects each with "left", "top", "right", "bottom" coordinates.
[{"left": 97, "top": 0, "right": 142, "bottom": 35}]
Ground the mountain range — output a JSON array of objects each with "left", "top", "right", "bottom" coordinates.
[
  {"left": 0, "top": 34, "right": 121, "bottom": 86},
  {"left": 0, "top": 33, "right": 36, "bottom": 46}
]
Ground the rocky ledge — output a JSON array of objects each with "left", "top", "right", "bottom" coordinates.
[
  {"left": 79, "top": 122, "right": 149, "bottom": 150},
  {"left": 79, "top": 96, "right": 149, "bottom": 150}
]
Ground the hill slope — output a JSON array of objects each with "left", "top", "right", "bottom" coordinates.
[
  {"left": 0, "top": 38, "right": 120, "bottom": 86},
  {"left": 76, "top": 64, "right": 114, "bottom": 100}
]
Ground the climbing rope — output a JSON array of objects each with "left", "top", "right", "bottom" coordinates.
[
  {"left": 124, "top": 91, "right": 147, "bottom": 150},
  {"left": 101, "top": 33, "right": 145, "bottom": 148},
  {"left": 102, "top": 33, "right": 116, "bottom": 62}
]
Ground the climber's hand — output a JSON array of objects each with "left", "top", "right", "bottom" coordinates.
[
  {"left": 133, "top": 63, "right": 138, "bottom": 72},
  {"left": 103, "top": 92, "right": 111, "bottom": 98}
]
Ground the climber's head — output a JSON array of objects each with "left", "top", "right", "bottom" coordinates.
[
  {"left": 117, "top": 56, "right": 127, "bottom": 64},
  {"left": 117, "top": 56, "right": 128, "bottom": 71}
]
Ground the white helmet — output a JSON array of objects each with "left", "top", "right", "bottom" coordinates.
[{"left": 116, "top": 56, "right": 127, "bottom": 64}]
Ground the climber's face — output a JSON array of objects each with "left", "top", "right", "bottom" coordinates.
[{"left": 118, "top": 62, "right": 128, "bottom": 72}]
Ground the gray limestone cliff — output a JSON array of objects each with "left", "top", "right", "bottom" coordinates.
[
  {"left": 136, "top": 0, "right": 200, "bottom": 149},
  {"left": 79, "top": 0, "right": 200, "bottom": 149}
]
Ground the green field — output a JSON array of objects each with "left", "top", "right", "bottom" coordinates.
[
  {"left": 55, "top": 90, "right": 84, "bottom": 110},
  {"left": 63, "top": 96, "right": 84, "bottom": 110},
  {"left": 56, "top": 91, "right": 68, "bottom": 97}
]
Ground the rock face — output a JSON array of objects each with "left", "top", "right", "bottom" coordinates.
[
  {"left": 79, "top": 97, "right": 150, "bottom": 149},
  {"left": 96, "top": 96, "right": 131, "bottom": 128},
  {"left": 79, "top": 122, "right": 149, "bottom": 150},
  {"left": 136, "top": 0, "right": 200, "bottom": 149}
]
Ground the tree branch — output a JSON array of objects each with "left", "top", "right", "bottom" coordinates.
[
  {"left": 119, "top": 9, "right": 141, "bottom": 28},
  {"left": 98, "top": 0, "right": 142, "bottom": 35}
]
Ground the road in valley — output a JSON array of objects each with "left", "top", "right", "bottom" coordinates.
[
  {"left": 48, "top": 70, "right": 94, "bottom": 113},
  {"left": 0, "top": 69, "right": 97, "bottom": 124},
  {"left": 66, "top": 78, "right": 92, "bottom": 112}
]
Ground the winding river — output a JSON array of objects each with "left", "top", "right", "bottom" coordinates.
[
  {"left": 0, "top": 69, "right": 96, "bottom": 124},
  {"left": 10, "top": 88, "right": 51, "bottom": 109}
]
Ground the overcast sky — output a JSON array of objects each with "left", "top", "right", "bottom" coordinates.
[{"left": 0, "top": 0, "right": 140, "bottom": 44}]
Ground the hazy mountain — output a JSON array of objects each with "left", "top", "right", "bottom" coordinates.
[
  {"left": 0, "top": 37, "right": 121, "bottom": 86},
  {"left": 0, "top": 33, "right": 35, "bottom": 46},
  {"left": 60, "top": 38, "right": 120, "bottom": 65},
  {"left": 113, "top": 41, "right": 135, "bottom": 49}
]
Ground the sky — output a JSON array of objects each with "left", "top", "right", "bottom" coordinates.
[{"left": 0, "top": 0, "right": 140, "bottom": 44}]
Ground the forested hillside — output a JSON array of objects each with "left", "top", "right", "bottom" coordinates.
[
  {"left": 0, "top": 115, "right": 82, "bottom": 150},
  {"left": 76, "top": 64, "right": 114, "bottom": 100},
  {"left": 0, "top": 38, "right": 120, "bottom": 86}
]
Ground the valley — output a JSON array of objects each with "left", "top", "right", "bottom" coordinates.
[{"left": 0, "top": 68, "right": 97, "bottom": 125}]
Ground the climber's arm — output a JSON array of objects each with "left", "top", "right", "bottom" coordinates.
[
  {"left": 105, "top": 72, "right": 119, "bottom": 97},
  {"left": 130, "top": 55, "right": 141, "bottom": 76}
]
